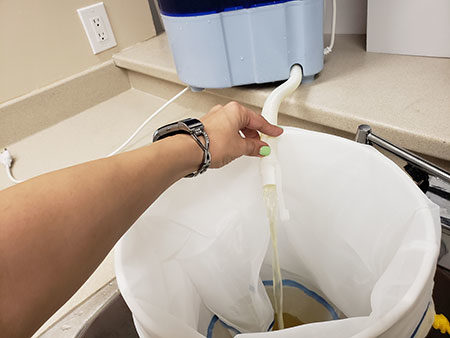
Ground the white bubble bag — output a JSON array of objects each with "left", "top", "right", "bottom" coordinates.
[{"left": 115, "top": 127, "right": 441, "bottom": 338}]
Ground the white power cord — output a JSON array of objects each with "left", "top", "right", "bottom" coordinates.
[
  {"left": 0, "top": 149, "right": 24, "bottom": 184},
  {"left": 324, "top": 0, "right": 336, "bottom": 55},
  {"left": 106, "top": 86, "right": 189, "bottom": 157},
  {"left": 1, "top": 86, "right": 189, "bottom": 184}
]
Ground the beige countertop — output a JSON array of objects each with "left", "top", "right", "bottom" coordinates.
[{"left": 114, "top": 34, "right": 450, "bottom": 161}]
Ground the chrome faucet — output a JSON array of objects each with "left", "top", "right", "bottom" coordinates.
[{"left": 355, "top": 125, "right": 450, "bottom": 183}]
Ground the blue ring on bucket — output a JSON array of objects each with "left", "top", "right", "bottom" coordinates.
[
  {"left": 410, "top": 302, "right": 430, "bottom": 338},
  {"left": 207, "top": 315, "right": 219, "bottom": 338},
  {"left": 206, "top": 279, "right": 339, "bottom": 337},
  {"left": 263, "top": 279, "right": 339, "bottom": 320},
  {"left": 207, "top": 315, "right": 241, "bottom": 338}
]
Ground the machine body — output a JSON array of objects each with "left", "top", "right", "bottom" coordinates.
[{"left": 158, "top": 0, "right": 324, "bottom": 89}]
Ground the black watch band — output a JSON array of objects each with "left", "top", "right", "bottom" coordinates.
[{"left": 152, "top": 118, "right": 211, "bottom": 177}]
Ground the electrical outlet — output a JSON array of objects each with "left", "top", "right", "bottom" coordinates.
[
  {"left": 91, "top": 16, "right": 108, "bottom": 41},
  {"left": 77, "top": 2, "right": 117, "bottom": 54}
]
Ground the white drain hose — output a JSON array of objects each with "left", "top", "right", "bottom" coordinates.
[
  {"left": 260, "top": 64, "right": 303, "bottom": 221},
  {"left": 260, "top": 65, "right": 303, "bottom": 125}
]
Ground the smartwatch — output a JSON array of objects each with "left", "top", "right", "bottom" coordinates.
[{"left": 152, "top": 118, "right": 211, "bottom": 178}]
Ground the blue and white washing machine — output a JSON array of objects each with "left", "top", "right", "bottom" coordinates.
[{"left": 157, "top": 0, "right": 324, "bottom": 90}]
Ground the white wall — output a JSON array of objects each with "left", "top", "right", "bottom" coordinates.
[
  {"left": 0, "top": 0, "right": 156, "bottom": 103},
  {"left": 324, "top": 0, "right": 367, "bottom": 34},
  {"left": 367, "top": 0, "right": 450, "bottom": 57}
]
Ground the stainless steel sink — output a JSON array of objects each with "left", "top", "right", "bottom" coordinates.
[
  {"left": 39, "top": 280, "right": 138, "bottom": 338},
  {"left": 74, "top": 293, "right": 138, "bottom": 338},
  {"left": 40, "top": 268, "right": 450, "bottom": 338}
]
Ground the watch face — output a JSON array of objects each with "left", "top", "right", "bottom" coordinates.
[
  {"left": 153, "top": 118, "right": 204, "bottom": 142},
  {"left": 181, "top": 118, "right": 203, "bottom": 131}
]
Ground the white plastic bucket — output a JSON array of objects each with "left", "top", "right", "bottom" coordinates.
[{"left": 115, "top": 127, "right": 441, "bottom": 338}]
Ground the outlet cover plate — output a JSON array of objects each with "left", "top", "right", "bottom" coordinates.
[{"left": 77, "top": 2, "right": 117, "bottom": 54}]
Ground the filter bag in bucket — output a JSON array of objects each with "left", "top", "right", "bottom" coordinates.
[{"left": 115, "top": 127, "right": 441, "bottom": 338}]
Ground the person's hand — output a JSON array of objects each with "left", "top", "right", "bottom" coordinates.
[{"left": 201, "top": 101, "right": 283, "bottom": 168}]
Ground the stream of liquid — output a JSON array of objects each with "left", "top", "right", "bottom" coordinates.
[{"left": 262, "top": 184, "right": 284, "bottom": 330}]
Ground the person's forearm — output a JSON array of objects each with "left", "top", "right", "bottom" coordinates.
[
  {"left": 0, "top": 101, "right": 283, "bottom": 337},
  {"left": 0, "top": 134, "right": 202, "bottom": 337}
]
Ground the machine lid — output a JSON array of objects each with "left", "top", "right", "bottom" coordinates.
[{"left": 157, "top": 0, "right": 295, "bottom": 17}]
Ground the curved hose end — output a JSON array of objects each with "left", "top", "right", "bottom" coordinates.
[
  {"left": 289, "top": 64, "right": 303, "bottom": 88},
  {"left": 261, "top": 65, "right": 303, "bottom": 125}
]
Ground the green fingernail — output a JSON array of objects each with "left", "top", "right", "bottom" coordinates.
[{"left": 259, "top": 146, "right": 271, "bottom": 156}]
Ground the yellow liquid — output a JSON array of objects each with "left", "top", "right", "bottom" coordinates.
[
  {"left": 273, "top": 312, "right": 303, "bottom": 331},
  {"left": 263, "top": 184, "right": 284, "bottom": 330}
]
